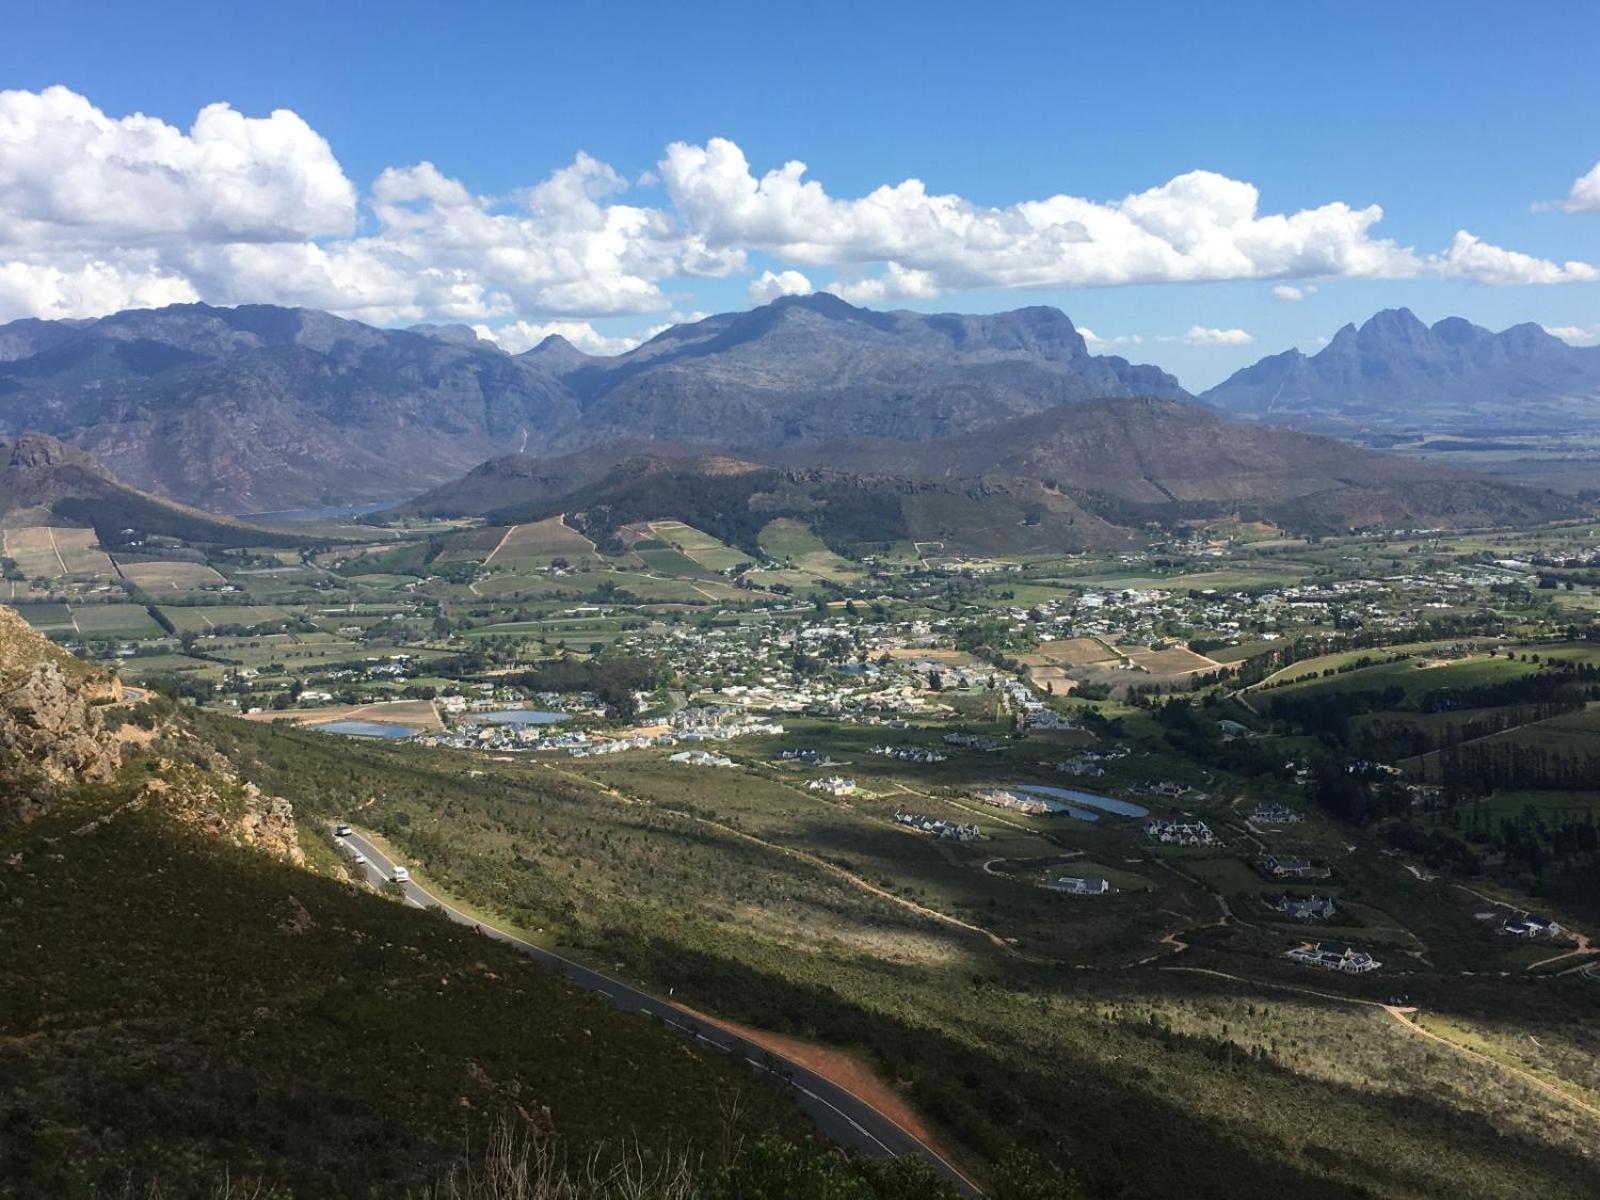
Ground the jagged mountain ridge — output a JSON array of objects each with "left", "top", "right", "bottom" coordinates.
[
  {"left": 1201, "top": 308, "right": 1600, "bottom": 435},
  {"left": 0, "top": 294, "right": 1184, "bottom": 512}
]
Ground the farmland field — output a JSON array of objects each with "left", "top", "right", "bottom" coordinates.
[
  {"left": 69, "top": 603, "right": 163, "bottom": 638},
  {"left": 757, "top": 518, "right": 861, "bottom": 581},
  {"left": 643, "top": 520, "right": 751, "bottom": 573},
  {"left": 483, "top": 517, "right": 598, "bottom": 568},
  {"left": 2, "top": 526, "right": 114, "bottom": 578},
  {"left": 158, "top": 604, "right": 294, "bottom": 633},
  {"left": 119, "top": 560, "right": 227, "bottom": 591}
]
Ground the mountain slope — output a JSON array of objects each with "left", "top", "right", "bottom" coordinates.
[
  {"left": 1201, "top": 309, "right": 1600, "bottom": 435},
  {"left": 0, "top": 607, "right": 823, "bottom": 1196},
  {"left": 407, "top": 397, "right": 1585, "bottom": 549},
  {"left": 0, "top": 295, "right": 1184, "bottom": 512},
  {"left": 0, "top": 434, "right": 311, "bottom": 548}
]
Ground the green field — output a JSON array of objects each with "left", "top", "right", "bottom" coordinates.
[
  {"left": 69, "top": 603, "right": 164, "bottom": 638},
  {"left": 158, "top": 604, "right": 294, "bottom": 633},
  {"left": 757, "top": 518, "right": 862, "bottom": 582}
]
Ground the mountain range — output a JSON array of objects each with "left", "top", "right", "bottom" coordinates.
[
  {"left": 0, "top": 294, "right": 1181, "bottom": 513},
  {"left": 1201, "top": 308, "right": 1600, "bottom": 437}
]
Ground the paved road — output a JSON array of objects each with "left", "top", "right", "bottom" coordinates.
[{"left": 336, "top": 827, "right": 981, "bottom": 1196}]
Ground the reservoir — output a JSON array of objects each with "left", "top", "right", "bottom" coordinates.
[
  {"left": 316, "top": 720, "right": 416, "bottom": 739},
  {"left": 471, "top": 710, "right": 569, "bottom": 726},
  {"left": 1010, "top": 783, "right": 1150, "bottom": 819}
]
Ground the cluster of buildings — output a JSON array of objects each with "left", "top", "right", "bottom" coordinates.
[
  {"left": 893, "top": 811, "right": 979, "bottom": 841},
  {"left": 1286, "top": 941, "right": 1380, "bottom": 973},
  {"left": 1275, "top": 894, "right": 1337, "bottom": 921},
  {"left": 1144, "top": 818, "right": 1220, "bottom": 846},
  {"left": 668, "top": 749, "right": 734, "bottom": 767},
  {"left": 872, "top": 744, "right": 947, "bottom": 764},
  {"left": 1261, "top": 854, "right": 1331, "bottom": 881},
  {"left": 807, "top": 776, "right": 857, "bottom": 796},
  {"left": 1048, "top": 875, "right": 1113, "bottom": 896}
]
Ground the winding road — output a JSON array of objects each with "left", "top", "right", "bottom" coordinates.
[{"left": 336, "top": 827, "right": 981, "bottom": 1197}]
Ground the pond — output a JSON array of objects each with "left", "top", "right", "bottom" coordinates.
[
  {"left": 315, "top": 720, "right": 416, "bottom": 739},
  {"left": 1009, "top": 783, "right": 1150, "bottom": 819},
  {"left": 470, "top": 710, "right": 569, "bottom": 726}
]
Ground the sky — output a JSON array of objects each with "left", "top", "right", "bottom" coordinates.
[{"left": 2, "top": 0, "right": 1598, "bottom": 389}]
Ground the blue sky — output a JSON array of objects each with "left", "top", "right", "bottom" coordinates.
[{"left": 3, "top": 0, "right": 1598, "bottom": 387}]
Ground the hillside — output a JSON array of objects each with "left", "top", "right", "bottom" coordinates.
[
  {"left": 0, "top": 434, "right": 312, "bottom": 549},
  {"left": 405, "top": 398, "right": 1586, "bottom": 553},
  {"left": 1202, "top": 309, "right": 1600, "bottom": 436},
  {"left": 0, "top": 295, "right": 1184, "bottom": 512},
  {"left": 0, "top": 606, "right": 852, "bottom": 1197}
]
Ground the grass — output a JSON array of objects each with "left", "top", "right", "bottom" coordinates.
[
  {"left": 0, "top": 769, "right": 807, "bottom": 1197},
  {"left": 68, "top": 602, "right": 164, "bottom": 638},
  {"left": 202, "top": 714, "right": 1600, "bottom": 1200}
]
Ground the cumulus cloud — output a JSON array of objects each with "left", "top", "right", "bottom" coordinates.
[
  {"left": 1, "top": 89, "right": 1597, "bottom": 332},
  {"left": 832, "top": 263, "right": 940, "bottom": 304},
  {"left": 747, "top": 268, "right": 812, "bottom": 303},
  {"left": 0, "top": 85, "right": 356, "bottom": 246},
  {"left": 1429, "top": 230, "right": 1600, "bottom": 285},
  {"left": 661, "top": 137, "right": 1600, "bottom": 298},
  {"left": 1182, "top": 325, "right": 1254, "bottom": 347},
  {"left": 1559, "top": 161, "right": 1600, "bottom": 214},
  {"left": 1546, "top": 323, "right": 1600, "bottom": 346}
]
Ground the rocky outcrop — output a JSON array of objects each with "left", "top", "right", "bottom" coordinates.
[
  {"left": 0, "top": 605, "right": 120, "bottom": 822},
  {"left": 135, "top": 761, "right": 304, "bottom": 867}
]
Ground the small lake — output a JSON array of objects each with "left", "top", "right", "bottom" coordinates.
[
  {"left": 470, "top": 710, "right": 569, "bottom": 726},
  {"left": 1010, "top": 783, "right": 1149, "bottom": 819},
  {"left": 316, "top": 720, "right": 416, "bottom": 739}
]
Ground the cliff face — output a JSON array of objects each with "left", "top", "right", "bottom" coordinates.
[
  {"left": 0, "top": 605, "right": 121, "bottom": 822},
  {"left": 135, "top": 760, "right": 304, "bottom": 867},
  {"left": 0, "top": 606, "right": 301, "bottom": 865}
]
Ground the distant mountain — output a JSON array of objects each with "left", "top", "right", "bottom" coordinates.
[
  {"left": 0, "top": 295, "right": 1183, "bottom": 512},
  {"left": 1202, "top": 309, "right": 1600, "bottom": 436},
  {"left": 0, "top": 434, "right": 306, "bottom": 548},
  {"left": 0, "top": 303, "right": 580, "bottom": 513},
  {"left": 535, "top": 292, "right": 1185, "bottom": 450},
  {"left": 405, "top": 397, "right": 1584, "bottom": 552}
]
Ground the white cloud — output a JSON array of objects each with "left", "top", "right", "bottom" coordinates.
[
  {"left": 1559, "top": 161, "right": 1600, "bottom": 213},
  {"left": 660, "top": 137, "right": 1600, "bottom": 297},
  {"left": 832, "top": 263, "right": 940, "bottom": 304},
  {"left": 0, "top": 85, "right": 355, "bottom": 246},
  {"left": 1545, "top": 323, "right": 1600, "bottom": 346},
  {"left": 472, "top": 318, "right": 662, "bottom": 356},
  {"left": 1, "top": 89, "right": 1596, "bottom": 333},
  {"left": 1182, "top": 325, "right": 1254, "bottom": 347},
  {"left": 1429, "top": 230, "right": 1600, "bottom": 285},
  {"left": 0, "top": 258, "right": 199, "bottom": 322},
  {"left": 747, "top": 268, "right": 812, "bottom": 303},
  {"left": 1273, "top": 284, "right": 1316, "bottom": 302},
  {"left": 1078, "top": 327, "right": 1144, "bottom": 348}
]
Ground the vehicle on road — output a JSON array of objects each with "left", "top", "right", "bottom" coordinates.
[
  {"left": 353, "top": 854, "right": 368, "bottom": 866},
  {"left": 334, "top": 823, "right": 352, "bottom": 837},
  {"left": 392, "top": 866, "right": 410, "bottom": 883}
]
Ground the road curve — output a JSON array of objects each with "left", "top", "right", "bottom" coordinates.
[{"left": 336, "top": 826, "right": 982, "bottom": 1196}]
